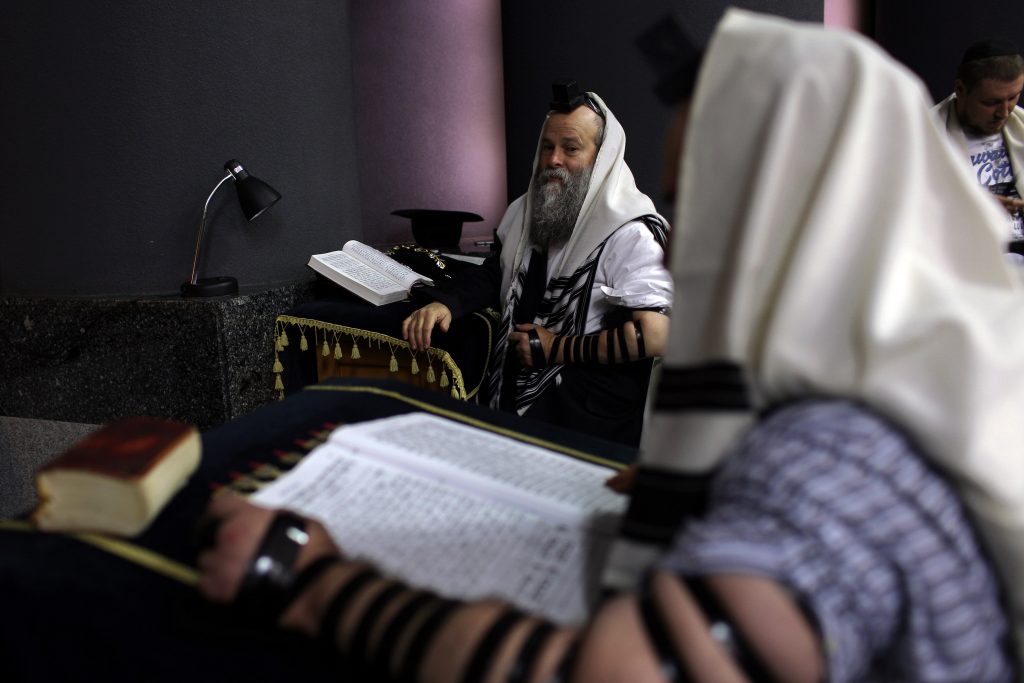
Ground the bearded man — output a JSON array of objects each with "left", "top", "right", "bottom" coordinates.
[{"left": 402, "top": 82, "right": 672, "bottom": 446}]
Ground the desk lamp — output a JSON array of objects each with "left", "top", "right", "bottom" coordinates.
[{"left": 181, "top": 159, "right": 281, "bottom": 297}]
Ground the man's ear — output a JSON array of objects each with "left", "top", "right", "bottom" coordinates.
[{"left": 954, "top": 79, "right": 966, "bottom": 99}]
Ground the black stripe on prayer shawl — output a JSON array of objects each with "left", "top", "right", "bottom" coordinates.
[
  {"left": 617, "top": 466, "right": 714, "bottom": 544},
  {"left": 485, "top": 242, "right": 607, "bottom": 412},
  {"left": 513, "top": 247, "right": 603, "bottom": 412},
  {"left": 485, "top": 266, "right": 531, "bottom": 406},
  {"left": 654, "top": 362, "right": 751, "bottom": 411},
  {"left": 487, "top": 217, "right": 665, "bottom": 413},
  {"left": 637, "top": 214, "right": 670, "bottom": 251},
  {"left": 541, "top": 268, "right": 593, "bottom": 330}
]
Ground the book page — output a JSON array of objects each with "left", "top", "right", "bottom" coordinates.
[
  {"left": 252, "top": 443, "right": 616, "bottom": 623},
  {"left": 251, "top": 414, "right": 628, "bottom": 623},
  {"left": 334, "top": 413, "right": 625, "bottom": 526},
  {"left": 343, "top": 240, "right": 434, "bottom": 288},
  {"left": 313, "top": 251, "right": 405, "bottom": 295}
]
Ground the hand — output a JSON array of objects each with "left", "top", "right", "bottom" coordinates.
[
  {"left": 402, "top": 302, "right": 453, "bottom": 351},
  {"left": 195, "top": 495, "right": 339, "bottom": 604},
  {"left": 605, "top": 465, "right": 638, "bottom": 494},
  {"left": 509, "top": 323, "right": 554, "bottom": 368},
  {"left": 995, "top": 194, "right": 1024, "bottom": 215}
]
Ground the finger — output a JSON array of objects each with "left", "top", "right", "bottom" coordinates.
[
  {"left": 205, "top": 491, "right": 249, "bottom": 517},
  {"left": 197, "top": 561, "right": 246, "bottom": 602},
  {"left": 408, "top": 314, "right": 423, "bottom": 349},
  {"left": 605, "top": 466, "right": 638, "bottom": 494},
  {"left": 417, "top": 317, "right": 434, "bottom": 349},
  {"left": 196, "top": 569, "right": 228, "bottom": 601}
]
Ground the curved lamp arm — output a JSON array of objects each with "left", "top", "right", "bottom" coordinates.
[{"left": 188, "top": 172, "right": 234, "bottom": 287}]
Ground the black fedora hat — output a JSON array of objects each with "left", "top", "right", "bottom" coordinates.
[{"left": 392, "top": 208, "right": 484, "bottom": 249}]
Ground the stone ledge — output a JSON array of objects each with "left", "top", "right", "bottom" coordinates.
[
  {"left": 0, "top": 416, "right": 98, "bottom": 519},
  {"left": 1, "top": 281, "right": 316, "bottom": 431}
]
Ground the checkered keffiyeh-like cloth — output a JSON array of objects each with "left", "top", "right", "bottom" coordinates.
[{"left": 659, "top": 401, "right": 1014, "bottom": 682}]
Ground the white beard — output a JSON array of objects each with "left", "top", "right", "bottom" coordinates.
[{"left": 530, "top": 165, "right": 593, "bottom": 247}]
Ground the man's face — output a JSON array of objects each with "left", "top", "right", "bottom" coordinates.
[
  {"left": 955, "top": 75, "right": 1024, "bottom": 136},
  {"left": 537, "top": 108, "right": 601, "bottom": 178},
  {"left": 529, "top": 107, "right": 601, "bottom": 245}
]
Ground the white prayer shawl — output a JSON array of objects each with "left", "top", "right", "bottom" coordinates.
[
  {"left": 488, "top": 94, "right": 668, "bottom": 412},
  {"left": 933, "top": 93, "right": 1024, "bottom": 201},
  {"left": 615, "top": 9, "right": 1024, "bottom": 658}
]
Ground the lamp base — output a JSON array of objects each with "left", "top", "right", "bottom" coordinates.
[{"left": 181, "top": 276, "right": 239, "bottom": 298}]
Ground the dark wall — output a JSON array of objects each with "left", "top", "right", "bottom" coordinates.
[
  {"left": 875, "top": 2, "right": 1024, "bottom": 104},
  {"left": 1, "top": 2, "right": 835, "bottom": 299},
  {"left": 1, "top": 1, "right": 361, "bottom": 297},
  {"left": 501, "top": 1, "right": 823, "bottom": 219}
]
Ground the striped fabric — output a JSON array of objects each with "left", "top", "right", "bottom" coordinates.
[
  {"left": 486, "top": 214, "right": 669, "bottom": 415},
  {"left": 485, "top": 244, "right": 602, "bottom": 414},
  {"left": 658, "top": 401, "right": 1014, "bottom": 682},
  {"left": 653, "top": 361, "right": 751, "bottom": 412}
]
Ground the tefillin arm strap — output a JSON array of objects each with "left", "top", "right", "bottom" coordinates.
[{"left": 546, "top": 319, "right": 647, "bottom": 366}]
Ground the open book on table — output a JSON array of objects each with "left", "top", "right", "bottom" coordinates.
[
  {"left": 307, "top": 240, "right": 435, "bottom": 306},
  {"left": 251, "top": 412, "right": 627, "bottom": 625}
]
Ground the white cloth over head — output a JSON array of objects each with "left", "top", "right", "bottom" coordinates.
[
  {"left": 627, "top": 8, "right": 1024, "bottom": 658},
  {"left": 495, "top": 93, "right": 666, "bottom": 304}
]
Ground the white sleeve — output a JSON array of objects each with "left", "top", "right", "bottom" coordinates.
[{"left": 597, "top": 222, "right": 673, "bottom": 311}]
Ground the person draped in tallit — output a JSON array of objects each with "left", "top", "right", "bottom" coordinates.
[
  {"left": 606, "top": 7, "right": 1023, "bottom": 679},
  {"left": 932, "top": 40, "right": 1024, "bottom": 241},
  {"left": 402, "top": 86, "right": 672, "bottom": 446}
]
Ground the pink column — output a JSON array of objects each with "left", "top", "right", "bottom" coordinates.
[
  {"left": 824, "top": 0, "right": 865, "bottom": 32},
  {"left": 349, "top": 0, "right": 507, "bottom": 248}
]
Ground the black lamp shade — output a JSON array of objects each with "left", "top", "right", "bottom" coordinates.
[{"left": 235, "top": 176, "right": 281, "bottom": 221}]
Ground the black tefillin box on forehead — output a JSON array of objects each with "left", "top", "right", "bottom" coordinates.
[{"left": 548, "top": 79, "right": 605, "bottom": 121}]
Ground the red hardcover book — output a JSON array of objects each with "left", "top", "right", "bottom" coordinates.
[{"left": 33, "top": 417, "right": 201, "bottom": 536}]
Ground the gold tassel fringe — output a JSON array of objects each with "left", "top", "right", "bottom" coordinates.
[
  {"left": 411, "top": 357, "right": 420, "bottom": 375},
  {"left": 351, "top": 340, "right": 361, "bottom": 360}
]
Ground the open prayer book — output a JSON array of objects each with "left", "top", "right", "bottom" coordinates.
[
  {"left": 251, "top": 412, "right": 627, "bottom": 625},
  {"left": 307, "top": 240, "right": 435, "bottom": 306}
]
